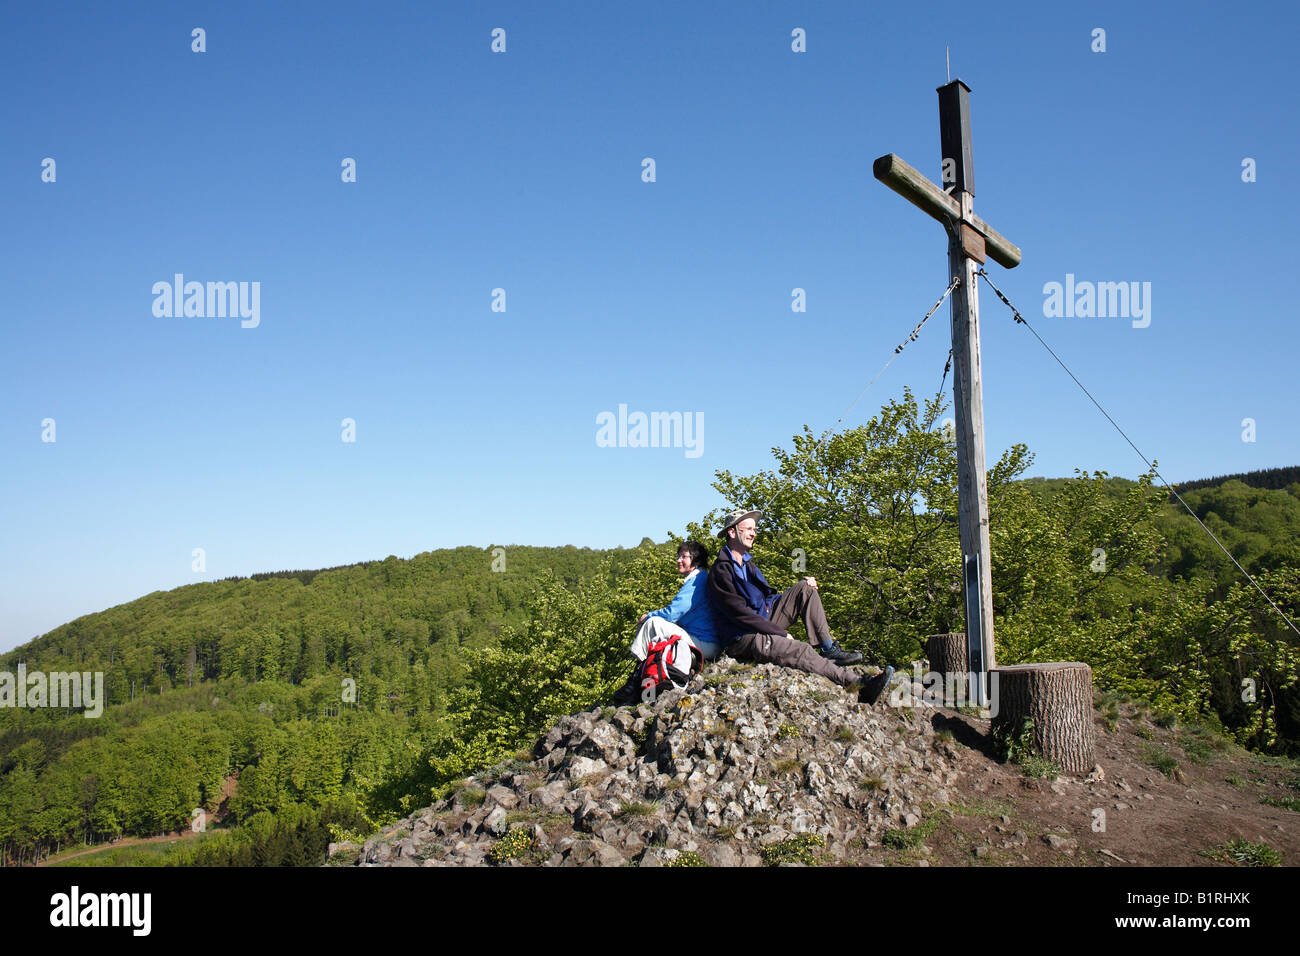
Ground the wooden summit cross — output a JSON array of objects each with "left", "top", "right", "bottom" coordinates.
[{"left": 874, "top": 80, "right": 1095, "bottom": 773}]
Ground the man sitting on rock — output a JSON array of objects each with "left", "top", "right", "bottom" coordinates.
[
  {"left": 612, "top": 540, "right": 719, "bottom": 705},
  {"left": 707, "top": 509, "right": 893, "bottom": 705}
]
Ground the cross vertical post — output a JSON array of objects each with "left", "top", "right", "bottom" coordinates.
[{"left": 938, "top": 80, "right": 997, "bottom": 688}]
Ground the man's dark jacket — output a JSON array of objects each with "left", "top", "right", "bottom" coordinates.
[{"left": 708, "top": 546, "right": 787, "bottom": 644}]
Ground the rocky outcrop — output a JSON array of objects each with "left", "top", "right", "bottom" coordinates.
[{"left": 331, "top": 658, "right": 959, "bottom": 867}]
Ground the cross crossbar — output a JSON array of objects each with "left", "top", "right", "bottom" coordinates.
[{"left": 872, "top": 153, "right": 1022, "bottom": 269}]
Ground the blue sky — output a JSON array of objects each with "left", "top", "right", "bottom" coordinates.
[{"left": 2, "top": 1, "right": 1296, "bottom": 651}]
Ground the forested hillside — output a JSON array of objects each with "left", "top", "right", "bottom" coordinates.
[
  {"left": 0, "top": 545, "right": 635, "bottom": 864},
  {"left": 2, "top": 395, "right": 1297, "bottom": 867}
]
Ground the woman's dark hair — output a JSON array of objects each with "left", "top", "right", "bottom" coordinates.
[{"left": 677, "top": 540, "right": 710, "bottom": 571}]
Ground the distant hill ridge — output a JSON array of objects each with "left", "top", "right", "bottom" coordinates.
[{"left": 1170, "top": 465, "right": 1300, "bottom": 495}]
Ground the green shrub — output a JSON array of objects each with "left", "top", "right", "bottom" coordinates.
[
  {"left": 487, "top": 827, "right": 538, "bottom": 864},
  {"left": 992, "top": 716, "right": 1035, "bottom": 764},
  {"left": 667, "top": 850, "right": 707, "bottom": 867},
  {"left": 762, "top": 833, "right": 825, "bottom": 866}
]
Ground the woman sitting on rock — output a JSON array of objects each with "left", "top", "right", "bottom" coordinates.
[{"left": 612, "top": 540, "right": 719, "bottom": 705}]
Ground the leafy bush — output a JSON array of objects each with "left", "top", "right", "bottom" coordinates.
[{"left": 762, "top": 833, "right": 826, "bottom": 866}]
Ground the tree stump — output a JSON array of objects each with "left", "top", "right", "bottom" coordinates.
[
  {"left": 926, "top": 632, "right": 969, "bottom": 704},
  {"left": 991, "top": 662, "right": 1095, "bottom": 774},
  {"left": 926, "top": 633, "right": 968, "bottom": 678}
]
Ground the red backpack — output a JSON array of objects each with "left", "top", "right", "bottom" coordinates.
[{"left": 637, "top": 635, "right": 703, "bottom": 703}]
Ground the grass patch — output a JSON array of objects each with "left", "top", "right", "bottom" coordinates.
[
  {"left": 713, "top": 824, "right": 739, "bottom": 840},
  {"left": 1152, "top": 710, "right": 1179, "bottom": 730},
  {"left": 1262, "top": 795, "right": 1300, "bottom": 813},
  {"left": 948, "top": 798, "right": 1014, "bottom": 819},
  {"left": 882, "top": 812, "right": 944, "bottom": 850},
  {"left": 1018, "top": 757, "right": 1061, "bottom": 779},
  {"left": 1134, "top": 726, "right": 1154, "bottom": 740},
  {"left": 762, "top": 833, "right": 825, "bottom": 866},
  {"left": 772, "top": 758, "right": 803, "bottom": 776},
  {"left": 504, "top": 809, "right": 539, "bottom": 825},
  {"left": 860, "top": 776, "right": 884, "bottom": 791},
  {"left": 934, "top": 729, "right": 955, "bottom": 747},
  {"left": 460, "top": 788, "right": 487, "bottom": 807},
  {"left": 834, "top": 725, "right": 856, "bottom": 742},
  {"left": 1098, "top": 696, "right": 1121, "bottom": 733},
  {"left": 707, "top": 720, "right": 738, "bottom": 739},
  {"left": 1142, "top": 745, "right": 1180, "bottom": 778},
  {"left": 1179, "top": 735, "right": 1217, "bottom": 765},
  {"left": 489, "top": 755, "right": 534, "bottom": 777},
  {"left": 616, "top": 800, "right": 661, "bottom": 818},
  {"left": 47, "top": 837, "right": 196, "bottom": 867},
  {"left": 1200, "top": 839, "right": 1281, "bottom": 867},
  {"left": 807, "top": 690, "right": 833, "bottom": 703},
  {"left": 1225, "top": 775, "right": 1245, "bottom": 787}
]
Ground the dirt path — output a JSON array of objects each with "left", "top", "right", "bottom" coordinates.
[
  {"left": 37, "top": 828, "right": 203, "bottom": 866},
  {"left": 864, "top": 698, "right": 1299, "bottom": 866}
]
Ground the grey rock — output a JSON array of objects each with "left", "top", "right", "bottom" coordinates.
[
  {"left": 482, "top": 806, "right": 508, "bottom": 836},
  {"left": 486, "top": 785, "right": 519, "bottom": 810}
]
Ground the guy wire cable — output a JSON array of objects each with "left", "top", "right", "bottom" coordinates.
[{"left": 976, "top": 267, "right": 1300, "bottom": 639}]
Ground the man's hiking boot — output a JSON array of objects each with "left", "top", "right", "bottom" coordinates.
[
  {"left": 819, "top": 641, "right": 863, "bottom": 665},
  {"left": 858, "top": 665, "right": 894, "bottom": 706}
]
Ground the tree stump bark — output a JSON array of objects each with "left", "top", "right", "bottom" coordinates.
[
  {"left": 926, "top": 633, "right": 969, "bottom": 703},
  {"left": 926, "top": 633, "right": 968, "bottom": 678},
  {"left": 991, "top": 662, "right": 1095, "bottom": 774}
]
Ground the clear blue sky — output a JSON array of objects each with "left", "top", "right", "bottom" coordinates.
[{"left": 2, "top": 1, "right": 1297, "bottom": 651}]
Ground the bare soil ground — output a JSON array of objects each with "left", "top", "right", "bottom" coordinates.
[{"left": 863, "top": 696, "right": 1299, "bottom": 867}]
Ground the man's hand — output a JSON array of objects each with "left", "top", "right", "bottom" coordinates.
[
  {"left": 803, "top": 576, "right": 818, "bottom": 589},
  {"left": 638, "top": 613, "right": 648, "bottom": 625}
]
